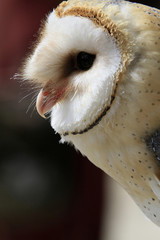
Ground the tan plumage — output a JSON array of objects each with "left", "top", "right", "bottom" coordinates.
[{"left": 22, "top": 0, "right": 160, "bottom": 226}]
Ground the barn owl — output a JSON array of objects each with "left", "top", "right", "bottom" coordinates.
[{"left": 22, "top": 0, "right": 160, "bottom": 226}]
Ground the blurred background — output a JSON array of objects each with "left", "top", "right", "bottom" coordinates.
[{"left": 0, "top": 0, "right": 160, "bottom": 240}]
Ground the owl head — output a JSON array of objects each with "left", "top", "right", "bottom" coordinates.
[{"left": 23, "top": 0, "right": 133, "bottom": 136}]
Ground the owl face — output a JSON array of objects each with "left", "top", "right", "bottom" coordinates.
[{"left": 23, "top": 11, "right": 123, "bottom": 135}]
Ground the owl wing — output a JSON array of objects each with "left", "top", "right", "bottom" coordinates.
[{"left": 130, "top": 3, "right": 160, "bottom": 30}]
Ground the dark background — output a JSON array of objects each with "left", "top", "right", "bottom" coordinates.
[{"left": 0, "top": 1, "right": 159, "bottom": 240}]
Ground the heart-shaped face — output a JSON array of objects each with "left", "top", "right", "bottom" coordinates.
[{"left": 24, "top": 12, "right": 125, "bottom": 135}]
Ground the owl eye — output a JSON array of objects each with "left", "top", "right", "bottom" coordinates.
[{"left": 77, "top": 52, "right": 96, "bottom": 71}]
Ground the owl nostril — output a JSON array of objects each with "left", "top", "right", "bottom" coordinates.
[
  {"left": 43, "top": 90, "right": 51, "bottom": 96},
  {"left": 77, "top": 51, "right": 96, "bottom": 71}
]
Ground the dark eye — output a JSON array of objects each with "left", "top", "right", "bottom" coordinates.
[{"left": 77, "top": 52, "right": 96, "bottom": 71}]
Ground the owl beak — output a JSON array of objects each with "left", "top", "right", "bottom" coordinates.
[
  {"left": 36, "top": 87, "right": 65, "bottom": 118},
  {"left": 36, "top": 89, "right": 53, "bottom": 118}
]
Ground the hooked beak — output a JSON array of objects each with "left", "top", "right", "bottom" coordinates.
[{"left": 36, "top": 86, "right": 66, "bottom": 118}]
